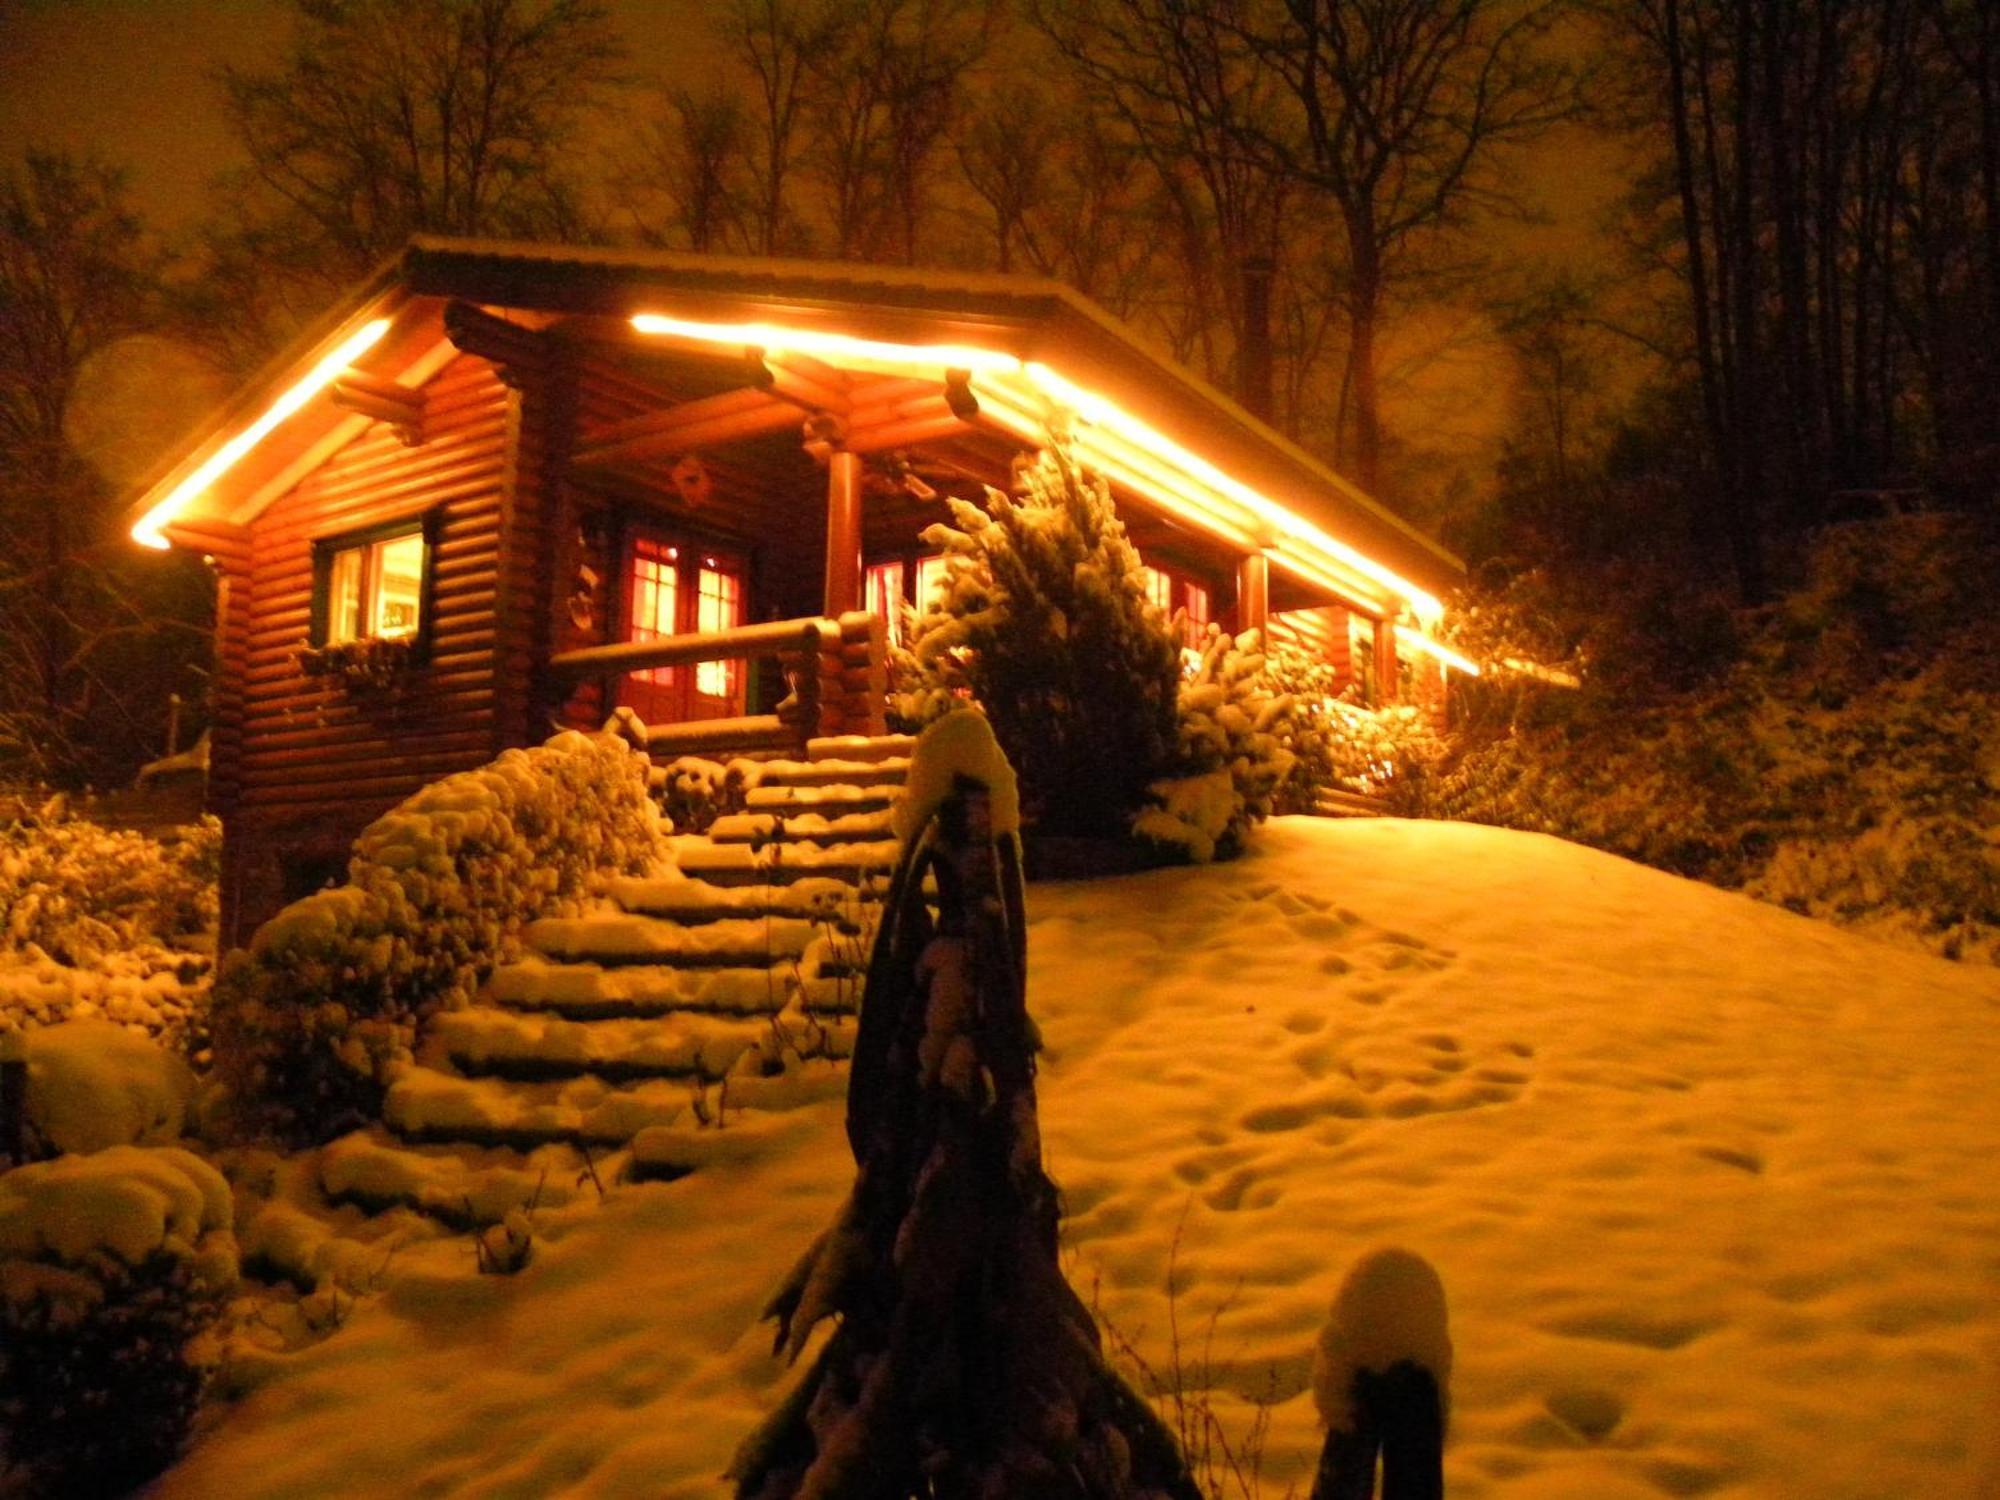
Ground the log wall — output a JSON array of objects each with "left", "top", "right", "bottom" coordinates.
[{"left": 220, "top": 353, "right": 514, "bottom": 944}]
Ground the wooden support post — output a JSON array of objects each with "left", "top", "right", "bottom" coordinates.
[
  {"left": 1237, "top": 552, "right": 1270, "bottom": 636},
  {"left": 1373, "top": 615, "right": 1400, "bottom": 705},
  {"left": 824, "top": 448, "right": 863, "bottom": 619}
]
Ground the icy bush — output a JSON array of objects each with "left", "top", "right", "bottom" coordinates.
[
  {"left": 658, "top": 754, "right": 759, "bottom": 834},
  {"left": 0, "top": 807, "right": 217, "bottom": 1044},
  {"left": 895, "top": 449, "right": 1182, "bottom": 839},
  {"left": 1137, "top": 627, "right": 1297, "bottom": 862},
  {"left": 1426, "top": 516, "right": 2000, "bottom": 963},
  {"left": 0, "top": 1146, "right": 235, "bottom": 1498},
  {"left": 23, "top": 1019, "right": 195, "bottom": 1157},
  {"left": 210, "top": 731, "right": 664, "bottom": 1143}
]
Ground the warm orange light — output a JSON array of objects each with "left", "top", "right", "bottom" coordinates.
[
  {"left": 1499, "top": 657, "right": 1580, "bottom": 688},
  {"left": 628, "top": 312, "right": 1021, "bottom": 377},
  {"left": 626, "top": 309, "right": 1450, "bottom": 628},
  {"left": 1397, "top": 627, "right": 1482, "bottom": 677},
  {"left": 132, "top": 318, "right": 393, "bottom": 548}
]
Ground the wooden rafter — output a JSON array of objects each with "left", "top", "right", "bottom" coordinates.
[{"left": 573, "top": 388, "right": 805, "bottom": 468}]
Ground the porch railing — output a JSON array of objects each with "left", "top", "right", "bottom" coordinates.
[{"left": 547, "top": 610, "right": 888, "bottom": 758}]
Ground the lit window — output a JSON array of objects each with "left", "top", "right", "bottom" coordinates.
[
  {"left": 695, "top": 558, "right": 743, "bottom": 697},
  {"left": 322, "top": 526, "right": 428, "bottom": 644},
  {"left": 1142, "top": 565, "right": 1174, "bottom": 615},
  {"left": 1184, "top": 582, "right": 1210, "bottom": 640},
  {"left": 629, "top": 538, "right": 681, "bottom": 687},
  {"left": 866, "top": 559, "right": 907, "bottom": 646}
]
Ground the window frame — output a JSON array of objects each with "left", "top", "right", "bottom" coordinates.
[{"left": 308, "top": 508, "right": 441, "bottom": 658}]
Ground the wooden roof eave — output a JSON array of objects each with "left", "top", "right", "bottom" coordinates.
[{"left": 123, "top": 250, "right": 414, "bottom": 549}]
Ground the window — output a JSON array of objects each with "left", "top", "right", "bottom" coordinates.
[
  {"left": 695, "top": 556, "right": 743, "bottom": 698},
  {"left": 313, "top": 517, "right": 434, "bottom": 647},
  {"left": 1141, "top": 560, "right": 1213, "bottom": 648},
  {"left": 628, "top": 538, "right": 682, "bottom": 688},
  {"left": 866, "top": 553, "right": 951, "bottom": 647}
]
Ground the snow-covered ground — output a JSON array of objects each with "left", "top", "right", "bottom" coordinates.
[{"left": 157, "top": 818, "right": 2000, "bottom": 1499}]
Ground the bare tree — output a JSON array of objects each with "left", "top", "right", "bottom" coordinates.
[
  {"left": 1237, "top": 0, "right": 1578, "bottom": 495},
  {"left": 0, "top": 152, "right": 206, "bottom": 787},
  {"left": 217, "top": 0, "right": 626, "bottom": 284},
  {"left": 722, "top": 0, "right": 850, "bottom": 255},
  {"left": 621, "top": 84, "right": 753, "bottom": 251}
]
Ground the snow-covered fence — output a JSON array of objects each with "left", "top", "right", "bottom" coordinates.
[{"left": 209, "top": 730, "right": 662, "bottom": 1143}]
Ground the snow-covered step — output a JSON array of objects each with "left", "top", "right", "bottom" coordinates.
[
  {"left": 317, "top": 1129, "right": 592, "bottom": 1228},
  {"left": 671, "top": 837, "right": 902, "bottom": 888},
  {"left": 743, "top": 782, "right": 899, "bottom": 815},
  {"left": 430, "top": 1007, "right": 834, "bottom": 1083},
  {"left": 607, "top": 871, "right": 876, "bottom": 922},
  {"left": 383, "top": 1055, "right": 849, "bottom": 1149},
  {"left": 707, "top": 808, "right": 897, "bottom": 846},
  {"left": 525, "top": 912, "right": 821, "bottom": 966},
  {"left": 751, "top": 756, "right": 911, "bottom": 789},
  {"left": 806, "top": 733, "right": 916, "bottom": 763},
  {"left": 488, "top": 957, "right": 860, "bottom": 1019}
]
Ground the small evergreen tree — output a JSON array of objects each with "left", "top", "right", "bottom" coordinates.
[{"left": 897, "top": 450, "right": 1182, "bottom": 840}]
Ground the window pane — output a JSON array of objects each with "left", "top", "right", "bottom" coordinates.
[
  {"left": 1184, "top": 582, "right": 1210, "bottom": 641},
  {"left": 1141, "top": 565, "right": 1174, "bottom": 615},
  {"left": 696, "top": 563, "right": 743, "bottom": 698},
  {"left": 865, "top": 560, "right": 906, "bottom": 647},
  {"left": 629, "top": 539, "right": 680, "bottom": 687},
  {"left": 327, "top": 547, "right": 364, "bottom": 644},
  {"left": 370, "top": 532, "right": 426, "bottom": 639}
]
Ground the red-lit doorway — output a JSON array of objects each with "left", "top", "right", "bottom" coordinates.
[{"left": 620, "top": 531, "right": 747, "bottom": 725}]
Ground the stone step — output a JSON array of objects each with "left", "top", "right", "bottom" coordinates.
[
  {"left": 524, "top": 912, "right": 827, "bottom": 966},
  {"left": 431, "top": 1006, "right": 854, "bottom": 1083},
  {"left": 806, "top": 733, "right": 916, "bottom": 764},
  {"left": 743, "top": 783, "right": 898, "bottom": 815},
  {"left": 606, "top": 870, "right": 877, "bottom": 923},
  {"left": 671, "top": 837, "right": 901, "bottom": 888},
  {"left": 488, "top": 957, "right": 861, "bottom": 1019},
  {"left": 707, "top": 808, "right": 897, "bottom": 846},
  {"left": 316, "top": 1129, "right": 595, "bottom": 1228},
  {"left": 751, "top": 756, "right": 911, "bottom": 789},
  {"left": 382, "top": 1056, "right": 850, "bottom": 1149}
]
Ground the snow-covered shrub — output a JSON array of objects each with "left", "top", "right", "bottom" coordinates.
[
  {"left": 0, "top": 807, "right": 217, "bottom": 1045},
  {"left": 657, "top": 754, "right": 758, "bottom": 834},
  {"left": 210, "top": 731, "right": 663, "bottom": 1143},
  {"left": 895, "top": 449, "right": 1182, "bottom": 839},
  {"left": 0, "top": 1146, "right": 235, "bottom": 1497},
  {"left": 23, "top": 1019, "right": 195, "bottom": 1157},
  {"left": 1136, "top": 627, "right": 1296, "bottom": 862}
]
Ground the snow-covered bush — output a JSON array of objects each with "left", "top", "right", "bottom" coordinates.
[
  {"left": 895, "top": 449, "right": 1182, "bottom": 840},
  {"left": 0, "top": 807, "right": 217, "bottom": 1045},
  {"left": 1136, "top": 627, "right": 1296, "bottom": 862},
  {"left": 22, "top": 1019, "right": 195, "bottom": 1157},
  {"left": 210, "top": 731, "right": 663, "bottom": 1143},
  {"left": 657, "top": 754, "right": 758, "bottom": 834},
  {"left": 0, "top": 1146, "right": 236, "bottom": 1497}
]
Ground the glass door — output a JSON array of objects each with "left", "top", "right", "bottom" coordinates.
[{"left": 621, "top": 530, "right": 747, "bottom": 724}]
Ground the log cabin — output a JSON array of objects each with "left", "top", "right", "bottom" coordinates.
[{"left": 123, "top": 239, "right": 1469, "bottom": 947}]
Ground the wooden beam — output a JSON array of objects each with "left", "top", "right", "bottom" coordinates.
[
  {"left": 581, "top": 385, "right": 771, "bottom": 449},
  {"left": 573, "top": 393, "right": 803, "bottom": 468},
  {"left": 753, "top": 351, "right": 851, "bottom": 413},
  {"left": 825, "top": 449, "right": 863, "bottom": 617},
  {"left": 1237, "top": 552, "right": 1269, "bottom": 634},
  {"left": 330, "top": 372, "right": 425, "bottom": 443}
]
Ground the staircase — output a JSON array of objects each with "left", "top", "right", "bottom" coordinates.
[{"left": 244, "top": 736, "right": 911, "bottom": 1283}]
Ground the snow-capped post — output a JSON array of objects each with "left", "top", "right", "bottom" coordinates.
[
  {"left": 1308, "top": 1248, "right": 1452, "bottom": 1500},
  {"left": 729, "top": 711, "right": 1204, "bottom": 1500}
]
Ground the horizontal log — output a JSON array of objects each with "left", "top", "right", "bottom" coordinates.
[
  {"left": 548, "top": 616, "right": 836, "bottom": 679},
  {"left": 640, "top": 715, "right": 799, "bottom": 757},
  {"left": 582, "top": 385, "right": 770, "bottom": 448},
  {"left": 754, "top": 352, "right": 850, "bottom": 413},
  {"left": 241, "top": 729, "right": 496, "bottom": 771},
  {"left": 240, "top": 748, "right": 493, "bottom": 793},
  {"left": 844, "top": 410, "right": 979, "bottom": 455},
  {"left": 573, "top": 399, "right": 803, "bottom": 468}
]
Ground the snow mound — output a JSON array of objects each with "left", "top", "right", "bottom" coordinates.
[
  {"left": 25, "top": 1018, "right": 195, "bottom": 1155},
  {"left": 891, "top": 709, "right": 1019, "bottom": 844},
  {"left": 0, "top": 1145, "right": 232, "bottom": 1270},
  {"left": 1310, "top": 1246, "right": 1452, "bottom": 1432}
]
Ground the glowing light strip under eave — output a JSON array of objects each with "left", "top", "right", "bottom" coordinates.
[
  {"left": 132, "top": 318, "right": 393, "bottom": 549},
  {"left": 625, "top": 310, "right": 1448, "bottom": 625},
  {"left": 1397, "top": 627, "right": 1481, "bottom": 677}
]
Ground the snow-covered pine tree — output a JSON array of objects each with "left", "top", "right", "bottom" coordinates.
[
  {"left": 896, "top": 449, "right": 1182, "bottom": 841},
  {"left": 730, "top": 716, "right": 1203, "bottom": 1500}
]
